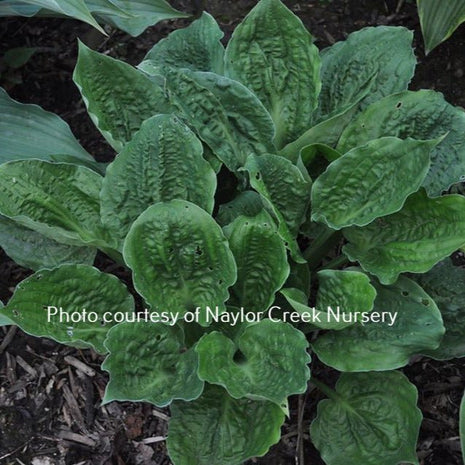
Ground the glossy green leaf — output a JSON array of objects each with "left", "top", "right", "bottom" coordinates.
[
  {"left": 223, "top": 211, "right": 289, "bottom": 312},
  {"left": 311, "top": 371, "right": 422, "bottom": 465},
  {"left": 73, "top": 41, "right": 172, "bottom": 152},
  {"left": 414, "top": 258, "right": 465, "bottom": 360},
  {"left": 312, "top": 137, "right": 435, "bottom": 229},
  {"left": 101, "top": 114, "right": 216, "bottom": 249},
  {"left": 140, "top": 12, "right": 224, "bottom": 73},
  {"left": 317, "top": 26, "right": 416, "bottom": 119},
  {"left": 244, "top": 154, "right": 311, "bottom": 263},
  {"left": 338, "top": 90, "right": 465, "bottom": 197},
  {"left": 102, "top": 322, "right": 203, "bottom": 406},
  {"left": 0, "top": 160, "right": 112, "bottom": 248},
  {"left": 196, "top": 319, "right": 310, "bottom": 404},
  {"left": 418, "top": 0, "right": 465, "bottom": 53},
  {"left": 0, "top": 2, "right": 41, "bottom": 16},
  {"left": 165, "top": 69, "right": 275, "bottom": 173},
  {"left": 0, "top": 300, "right": 14, "bottom": 327},
  {"left": 123, "top": 200, "right": 237, "bottom": 326},
  {"left": 225, "top": 0, "right": 320, "bottom": 148},
  {"left": 343, "top": 190, "right": 465, "bottom": 284},
  {"left": 0, "top": 265, "right": 135, "bottom": 353},
  {"left": 0, "top": 87, "right": 97, "bottom": 169},
  {"left": 167, "top": 384, "right": 284, "bottom": 465},
  {"left": 312, "top": 276, "right": 444, "bottom": 371},
  {"left": 216, "top": 191, "right": 264, "bottom": 226},
  {"left": 0, "top": 216, "right": 96, "bottom": 271}
]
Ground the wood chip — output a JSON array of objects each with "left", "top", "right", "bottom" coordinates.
[
  {"left": 16, "top": 355, "right": 38, "bottom": 378},
  {"left": 62, "top": 383, "right": 86, "bottom": 432},
  {"left": 0, "top": 326, "right": 17, "bottom": 354},
  {"left": 141, "top": 436, "right": 166, "bottom": 444},
  {"left": 58, "top": 430, "right": 97, "bottom": 448},
  {"left": 64, "top": 355, "right": 96, "bottom": 377},
  {"left": 151, "top": 409, "right": 170, "bottom": 422}
]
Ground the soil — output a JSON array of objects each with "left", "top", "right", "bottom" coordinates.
[{"left": 1, "top": 1, "right": 465, "bottom": 464}]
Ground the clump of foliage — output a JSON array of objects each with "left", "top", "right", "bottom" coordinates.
[{"left": 1, "top": 0, "right": 465, "bottom": 463}]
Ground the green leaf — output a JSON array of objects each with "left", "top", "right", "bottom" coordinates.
[
  {"left": 414, "top": 258, "right": 465, "bottom": 360},
  {"left": 196, "top": 320, "right": 310, "bottom": 404},
  {"left": 338, "top": 90, "right": 465, "bottom": 197},
  {"left": 3, "top": 47, "right": 37, "bottom": 68},
  {"left": 0, "top": 160, "right": 111, "bottom": 248},
  {"left": 91, "top": 0, "right": 188, "bottom": 37},
  {"left": 165, "top": 69, "right": 275, "bottom": 173},
  {"left": 317, "top": 26, "right": 416, "bottom": 119},
  {"left": 311, "top": 371, "right": 422, "bottom": 465},
  {"left": 0, "top": 216, "right": 96, "bottom": 271},
  {"left": 461, "top": 390, "right": 465, "bottom": 464},
  {"left": 224, "top": 0, "right": 321, "bottom": 148},
  {"left": 417, "top": 0, "right": 465, "bottom": 53},
  {"left": 123, "top": 200, "right": 237, "bottom": 326},
  {"left": 311, "top": 137, "right": 435, "bottom": 229},
  {"left": 140, "top": 12, "right": 224, "bottom": 73},
  {"left": 244, "top": 154, "right": 311, "bottom": 263},
  {"left": 0, "top": 300, "right": 14, "bottom": 327},
  {"left": 0, "top": 2, "right": 41, "bottom": 16},
  {"left": 167, "top": 384, "right": 285, "bottom": 465},
  {"left": 73, "top": 41, "right": 172, "bottom": 152},
  {"left": 216, "top": 191, "right": 264, "bottom": 226},
  {"left": 315, "top": 269, "right": 376, "bottom": 330},
  {"left": 223, "top": 211, "right": 289, "bottom": 312},
  {"left": 102, "top": 322, "right": 203, "bottom": 406},
  {"left": 101, "top": 114, "right": 216, "bottom": 249},
  {"left": 1, "top": 265, "right": 135, "bottom": 353},
  {"left": 312, "top": 276, "right": 445, "bottom": 371},
  {"left": 343, "top": 190, "right": 465, "bottom": 284},
  {"left": 0, "top": 87, "right": 97, "bottom": 169}
]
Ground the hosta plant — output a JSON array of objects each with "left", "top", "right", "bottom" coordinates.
[{"left": 1, "top": 0, "right": 465, "bottom": 464}]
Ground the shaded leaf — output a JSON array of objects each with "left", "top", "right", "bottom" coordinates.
[{"left": 216, "top": 191, "right": 264, "bottom": 227}]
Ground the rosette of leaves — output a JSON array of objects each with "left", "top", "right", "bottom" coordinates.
[{"left": 1, "top": 0, "right": 465, "bottom": 464}]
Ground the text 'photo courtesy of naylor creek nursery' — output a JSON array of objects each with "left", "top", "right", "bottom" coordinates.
[{"left": 1, "top": 0, "right": 465, "bottom": 464}]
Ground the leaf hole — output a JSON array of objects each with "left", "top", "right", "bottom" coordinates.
[
  {"left": 233, "top": 349, "right": 247, "bottom": 365},
  {"left": 218, "top": 279, "right": 223, "bottom": 285},
  {"left": 155, "top": 334, "right": 162, "bottom": 341},
  {"left": 396, "top": 101, "right": 403, "bottom": 109},
  {"left": 401, "top": 291, "right": 409, "bottom": 297},
  {"left": 12, "top": 309, "right": 19, "bottom": 317},
  {"left": 421, "top": 299, "right": 430, "bottom": 306},
  {"left": 255, "top": 172, "right": 261, "bottom": 180},
  {"left": 195, "top": 246, "right": 203, "bottom": 256},
  {"left": 36, "top": 274, "right": 42, "bottom": 280}
]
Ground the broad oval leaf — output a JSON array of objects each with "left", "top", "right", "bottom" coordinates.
[
  {"left": 311, "top": 371, "right": 422, "bottom": 465},
  {"left": 0, "top": 87, "right": 97, "bottom": 169},
  {"left": 167, "top": 384, "right": 285, "bottom": 465},
  {"left": 165, "top": 68, "right": 275, "bottom": 173},
  {"left": 414, "top": 258, "right": 465, "bottom": 360},
  {"left": 123, "top": 200, "right": 237, "bottom": 326},
  {"left": 311, "top": 137, "right": 435, "bottom": 229},
  {"left": 343, "top": 190, "right": 465, "bottom": 284},
  {"left": 338, "top": 90, "right": 465, "bottom": 197},
  {"left": 101, "top": 114, "right": 216, "bottom": 249},
  {"left": 0, "top": 216, "right": 96, "bottom": 271},
  {"left": 317, "top": 26, "right": 416, "bottom": 119},
  {"left": 216, "top": 191, "right": 264, "bottom": 227},
  {"left": 0, "top": 265, "right": 135, "bottom": 353},
  {"left": 225, "top": 0, "right": 321, "bottom": 148},
  {"left": 102, "top": 322, "right": 203, "bottom": 406},
  {"left": 73, "top": 41, "right": 172, "bottom": 152},
  {"left": 140, "top": 12, "right": 224, "bottom": 73},
  {"left": 244, "top": 154, "right": 311, "bottom": 263},
  {"left": 0, "top": 160, "right": 112, "bottom": 248},
  {"left": 196, "top": 320, "right": 310, "bottom": 404},
  {"left": 312, "top": 276, "right": 445, "bottom": 371},
  {"left": 223, "top": 211, "right": 289, "bottom": 312}
]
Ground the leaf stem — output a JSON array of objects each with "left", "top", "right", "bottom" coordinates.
[
  {"left": 311, "top": 377, "right": 341, "bottom": 402},
  {"left": 320, "top": 255, "right": 349, "bottom": 270},
  {"left": 99, "top": 247, "right": 125, "bottom": 266},
  {"left": 303, "top": 228, "right": 341, "bottom": 268}
]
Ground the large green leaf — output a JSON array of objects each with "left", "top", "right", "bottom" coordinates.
[
  {"left": 417, "top": 0, "right": 465, "bottom": 54},
  {"left": 0, "top": 87, "right": 97, "bottom": 170},
  {"left": 196, "top": 320, "right": 310, "bottom": 404},
  {"left": 223, "top": 211, "right": 289, "bottom": 312},
  {"left": 0, "top": 2, "right": 41, "bottom": 15},
  {"left": 140, "top": 12, "right": 224, "bottom": 74},
  {"left": 224, "top": 0, "right": 320, "bottom": 148},
  {"left": 317, "top": 26, "right": 416, "bottom": 120},
  {"left": 216, "top": 191, "right": 264, "bottom": 226},
  {"left": 101, "top": 114, "right": 216, "bottom": 249},
  {"left": 343, "top": 190, "right": 465, "bottom": 284},
  {"left": 244, "top": 154, "right": 311, "bottom": 263},
  {"left": 167, "top": 384, "right": 285, "bottom": 465},
  {"left": 0, "top": 216, "right": 96, "bottom": 271},
  {"left": 0, "top": 265, "right": 134, "bottom": 353},
  {"left": 102, "top": 322, "right": 203, "bottom": 406},
  {"left": 338, "top": 90, "right": 465, "bottom": 197},
  {"left": 0, "top": 300, "right": 14, "bottom": 327},
  {"left": 311, "top": 137, "right": 435, "bottom": 229},
  {"left": 73, "top": 42, "right": 171, "bottom": 152},
  {"left": 312, "top": 276, "right": 444, "bottom": 371},
  {"left": 311, "top": 371, "right": 422, "bottom": 465},
  {"left": 123, "top": 200, "right": 237, "bottom": 326},
  {"left": 0, "top": 160, "right": 112, "bottom": 248},
  {"left": 165, "top": 69, "right": 275, "bottom": 173},
  {"left": 414, "top": 258, "right": 465, "bottom": 360}
]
